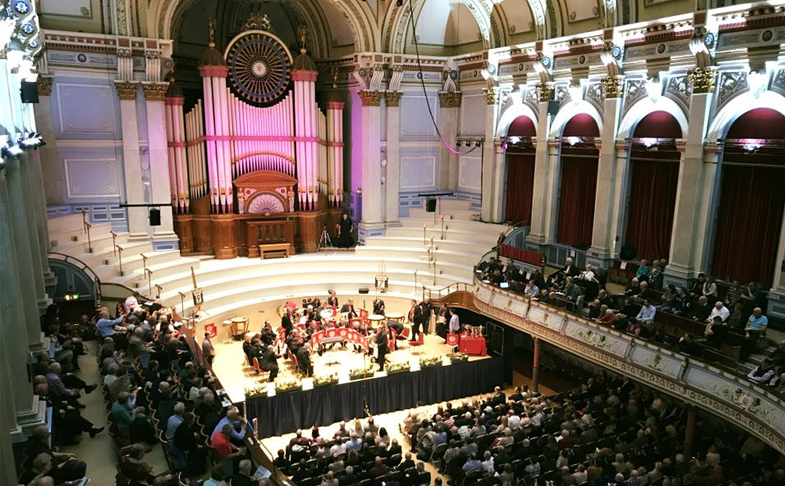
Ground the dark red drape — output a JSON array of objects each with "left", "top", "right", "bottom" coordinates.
[
  {"left": 624, "top": 159, "right": 680, "bottom": 260},
  {"left": 504, "top": 153, "right": 535, "bottom": 225},
  {"left": 556, "top": 156, "right": 598, "bottom": 247},
  {"left": 623, "top": 111, "right": 683, "bottom": 260},
  {"left": 711, "top": 165, "right": 785, "bottom": 286}
]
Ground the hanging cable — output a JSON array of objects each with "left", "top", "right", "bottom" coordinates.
[{"left": 406, "top": 0, "right": 479, "bottom": 156}]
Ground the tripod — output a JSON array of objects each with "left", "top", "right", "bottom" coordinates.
[{"left": 318, "top": 224, "right": 334, "bottom": 250}]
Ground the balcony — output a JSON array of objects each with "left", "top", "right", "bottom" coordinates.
[{"left": 467, "top": 277, "right": 785, "bottom": 454}]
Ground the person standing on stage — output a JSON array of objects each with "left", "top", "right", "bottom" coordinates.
[
  {"left": 374, "top": 323, "right": 389, "bottom": 371},
  {"left": 341, "top": 299, "right": 358, "bottom": 319},
  {"left": 260, "top": 345, "right": 279, "bottom": 382},
  {"left": 281, "top": 308, "right": 294, "bottom": 335},
  {"left": 327, "top": 289, "right": 339, "bottom": 308},
  {"left": 418, "top": 299, "right": 433, "bottom": 335},
  {"left": 336, "top": 212, "right": 355, "bottom": 248},
  {"left": 449, "top": 309, "right": 461, "bottom": 335},
  {"left": 202, "top": 332, "right": 215, "bottom": 365},
  {"left": 373, "top": 297, "right": 385, "bottom": 316}
]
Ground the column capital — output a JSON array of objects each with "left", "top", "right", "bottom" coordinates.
[
  {"left": 114, "top": 81, "right": 138, "bottom": 101},
  {"left": 438, "top": 91, "right": 462, "bottom": 108},
  {"left": 36, "top": 76, "right": 54, "bottom": 96},
  {"left": 358, "top": 90, "right": 382, "bottom": 107},
  {"left": 142, "top": 82, "right": 169, "bottom": 102},
  {"left": 688, "top": 67, "right": 717, "bottom": 94},
  {"left": 484, "top": 87, "right": 500, "bottom": 105},
  {"left": 601, "top": 75, "right": 624, "bottom": 99},
  {"left": 536, "top": 82, "right": 554, "bottom": 102},
  {"left": 385, "top": 91, "right": 403, "bottom": 107}
]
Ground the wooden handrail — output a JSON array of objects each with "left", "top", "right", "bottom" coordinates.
[
  {"left": 145, "top": 268, "right": 153, "bottom": 295},
  {"left": 110, "top": 231, "right": 117, "bottom": 256},
  {"left": 155, "top": 284, "right": 162, "bottom": 299},
  {"left": 116, "top": 245, "right": 124, "bottom": 276}
]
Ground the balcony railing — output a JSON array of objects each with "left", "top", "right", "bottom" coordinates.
[{"left": 471, "top": 277, "right": 785, "bottom": 454}]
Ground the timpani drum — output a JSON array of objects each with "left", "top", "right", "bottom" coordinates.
[
  {"left": 368, "top": 314, "right": 385, "bottom": 330},
  {"left": 222, "top": 320, "right": 233, "bottom": 342},
  {"left": 386, "top": 312, "right": 405, "bottom": 323},
  {"left": 231, "top": 317, "right": 249, "bottom": 340},
  {"left": 320, "top": 308, "right": 335, "bottom": 320}
]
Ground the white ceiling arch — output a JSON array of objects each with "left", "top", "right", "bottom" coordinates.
[{"left": 149, "top": 0, "right": 378, "bottom": 53}]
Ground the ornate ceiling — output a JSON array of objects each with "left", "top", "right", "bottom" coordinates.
[{"left": 35, "top": 0, "right": 721, "bottom": 58}]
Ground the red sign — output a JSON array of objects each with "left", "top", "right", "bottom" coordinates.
[{"left": 204, "top": 323, "right": 217, "bottom": 338}]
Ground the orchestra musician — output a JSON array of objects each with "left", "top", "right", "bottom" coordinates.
[
  {"left": 341, "top": 299, "right": 358, "bottom": 319},
  {"left": 327, "top": 290, "right": 339, "bottom": 308},
  {"left": 260, "top": 345, "right": 279, "bottom": 381},
  {"left": 373, "top": 297, "right": 385, "bottom": 316}
]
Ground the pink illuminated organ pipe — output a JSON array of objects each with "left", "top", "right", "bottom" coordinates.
[{"left": 201, "top": 74, "right": 218, "bottom": 212}]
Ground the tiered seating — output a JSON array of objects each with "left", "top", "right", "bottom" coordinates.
[{"left": 47, "top": 199, "right": 504, "bottom": 323}]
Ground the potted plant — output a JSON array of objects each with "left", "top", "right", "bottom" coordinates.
[
  {"left": 350, "top": 364, "right": 376, "bottom": 380},
  {"left": 385, "top": 361, "right": 410, "bottom": 374},
  {"left": 275, "top": 377, "right": 302, "bottom": 393},
  {"left": 244, "top": 384, "right": 268, "bottom": 399},
  {"left": 448, "top": 352, "right": 469, "bottom": 364},
  {"left": 421, "top": 356, "right": 443, "bottom": 368},
  {"left": 313, "top": 373, "right": 339, "bottom": 387}
]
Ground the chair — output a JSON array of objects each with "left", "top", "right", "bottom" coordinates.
[
  {"left": 253, "top": 356, "right": 261, "bottom": 374},
  {"left": 387, "top": 453, "right": 402, "bottom": 468},
  {"left": 417, "top": 471, "right": 431, "bottom": 486}
]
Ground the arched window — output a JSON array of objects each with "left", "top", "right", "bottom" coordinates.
[
  {"left": 504, "top": 116, "right": 537, "bottom": 225},
  {"left": 623, "top": 111, "right": 683, "bottom": 261},
  {"left": 556, "top": 114, "right": 599, "bottom": 248},
  {"left": 711, "top": 108, "right": 785, "bottom": 286}
]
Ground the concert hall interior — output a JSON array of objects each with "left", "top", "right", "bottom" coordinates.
[{"left": 5, "top": 1, "right": 785, "bottom": 486}]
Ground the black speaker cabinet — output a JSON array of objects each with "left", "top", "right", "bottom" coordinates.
[
  {"left": 20, "top": 81, "right": 39, "bottom": 104},
  {"left": 149, "top": 208, "right": 161, "bottom": 226}
]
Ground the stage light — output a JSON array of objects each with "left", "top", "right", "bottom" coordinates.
[
  {"left": 566, "top": 136, "right": 582, "bottom": 146},
  {"left": 640, "top": 137, "right": 658, "bottom": 148},
  {"left": 740, "top": 138, "right": 763, "bottom": 152},
  {"left": 1, "top": 143, "right": 23, "bottom": 159},
  {"left": 509, "top": 136, "right": 521, "bottom": 144},
  {"left": 64, "top": 291, "right": 80, "bottom": 301}
]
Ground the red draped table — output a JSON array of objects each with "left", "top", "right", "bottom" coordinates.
[{"left": 459, "top": 335, "right": 487, "bottom": 356}]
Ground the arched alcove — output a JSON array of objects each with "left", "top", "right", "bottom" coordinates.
[
  {"left": 503, "top": 115, "right": 537, "bottom": 225},
  {"left": 711, "top": 108, "right": 785, "bottom": 285},
  {"left": 556, "top": 114, "right": 600, "bottom": 248},
  {"left": 623, "top": 111, "right": 683, "bottom": 261}
]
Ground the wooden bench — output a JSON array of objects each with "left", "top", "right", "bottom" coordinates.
[{"left": 259, "top": 243, "right": 291, "bottom": 259}]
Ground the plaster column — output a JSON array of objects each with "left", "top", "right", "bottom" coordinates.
[
  {"left": 0, "top": 170, "right": 46, "bottom": 439},
  {"left": 34, "top": 76, "right": 64, "bottom": 205},
  {"left": 384, "top": 91, "right": 402, "bottom": 224},
  {"left": 666, "top": 73, "right": 716, "bottom": 285},
  {"left": 20, "top": 148, "right": 50, "bottom": 314},
  {"left": 359, "top": 90, "right": 383, "bottom": 230},
  {"left": 143, "top": 82, "right": 177, "bottom": 242},
  {"left": 481, "top": 88, "right": 500, "bottom": 222},
  {"left": 684, "top": 407, "right": 696, "bottom": 457},
  {"left": 607, "top": 143, "right": 631, "bottom": 259},
  {"left": 588, "top": 87, "right": 624, "bottom": 268},
  {"left": 527, "top": 84, "right": 554, "bottom": 247},
  {"left": 116, "top": 81, "right": 149, "bottom": 239},
  {"left": 766, "top": 198, "right": 785, "bottom": 320},
  {"left": 531, "top": 337, "right": 541, "bottom": 393},
  {"left": 4, "top": 156, "right": 46, "bottom": 350},
  {"left": 438, "top": 91, "right": 461, "bottom": 190},
  {"left": 489, "top": 142, "right": 506, "bottom": 222}
]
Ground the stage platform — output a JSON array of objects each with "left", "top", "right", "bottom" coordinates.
[{"left": 246, "top": 356, "right": 502, "bottom": 438}]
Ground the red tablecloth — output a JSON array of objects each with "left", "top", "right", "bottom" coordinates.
[{"left": 459, "top": 336, "right": 487, "bottom": 356}]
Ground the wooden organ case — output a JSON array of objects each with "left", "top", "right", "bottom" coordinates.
[{"left": 165, "top": 18, "right": 345, "bottom": 258}]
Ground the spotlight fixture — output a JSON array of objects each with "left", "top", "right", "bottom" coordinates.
[
  {"left": 64, "top": 291, "right": 80, "bottom": 301},
  {"left": 566, "top": 136, "right": 582, "bottom": 146},
  {"left": 1, "top": 143, "right": 23, "bottom": 159},
  {"left": 640, "top": 137, "right": 658, "bottom": 148}
]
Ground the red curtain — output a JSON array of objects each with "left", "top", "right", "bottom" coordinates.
[
  {"left": 504, "top": 152, "right": 535, "bottom": 225},
  {"left": 624, "top": 158, "right": 680, "bottom": 260},
  {"left": 711, "top": 165, "right": 785, "bottom": 286},
  {"left": 557, "top": 156, "right": 598, "bottom": 247}
]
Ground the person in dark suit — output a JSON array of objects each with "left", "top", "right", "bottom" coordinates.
[
  {"left": 561, "top": 257, "right": 579, "bottom": 278},
  {"left": 281, "top": 309, "right": 293, "bottom": 335},
  {"left": 327, "top": 290, "right": 339, "bottom": 308},
  {"left": 373, "top": 297, "right": 386, "bottom": 316},
  {"left": 417, "top": 300, "right": 432, "bottom": 335},
  {"left": 492, "top": 386, "right": 506, "bottom": 405},
  {"left": 339, "top": 465, "right": 358, "bottom": 486},
  {"left": 341, "top": 299, "right": 358, "bottom": 319},
  {"left": 261, "top": 345, "right": 279, "bottom": 381},
  {"left": 374, "top": 323, "right": 389, "bottom": 371},
  {"left": 297, "top": 345, "right": 313, "bottom": 377}
]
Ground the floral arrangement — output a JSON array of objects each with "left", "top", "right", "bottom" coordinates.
[
  {"left": 421, "top": 356, "right": 443, "bottom": 368},
  {"left": 386, "top": 361, "right": 410, "bottom": 374},
  {"left": 313, "top": 373, "right": 339, "bottom": 387},
  {"left": 245, "top": 384, "right": 268, "bottom": 399},
  {"left": 350, "top": 364, "right": 376, "bottom": 380},
  {"left": 275, "top": 377, "right": 302, "bottom": 393},
  {"left": 448, "top": 352, "right": 469, "bottom": 363}
]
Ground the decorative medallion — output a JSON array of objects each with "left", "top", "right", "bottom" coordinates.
[
  {"left": 20, "top": 23, "right": 36, "bottom": 35},
  {"left": 13, "top": 0, "right": 30, "bottom": 14},
  {"left": 226, "top": 31, "right": 293, "bottom": 107}
]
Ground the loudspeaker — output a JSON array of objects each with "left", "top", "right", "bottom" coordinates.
[
  {"left": 358, "top": 287, "right": 369, "bottom": 294},
  {"left": 547, "top": 100, "right": 559, "bottom": 117},
  {"left": 425, "top": 198, "right": 437, "bottom": 212},
  {"left": 20, "top": 82, "right": 39, "bottom": 104},
  {"left": 149, "top": 208, "right": 161, "bottom": 226}
]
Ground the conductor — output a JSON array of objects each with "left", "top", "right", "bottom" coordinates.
[{"left": 374, "top": 322, "right": 389, "bottom": 371}]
